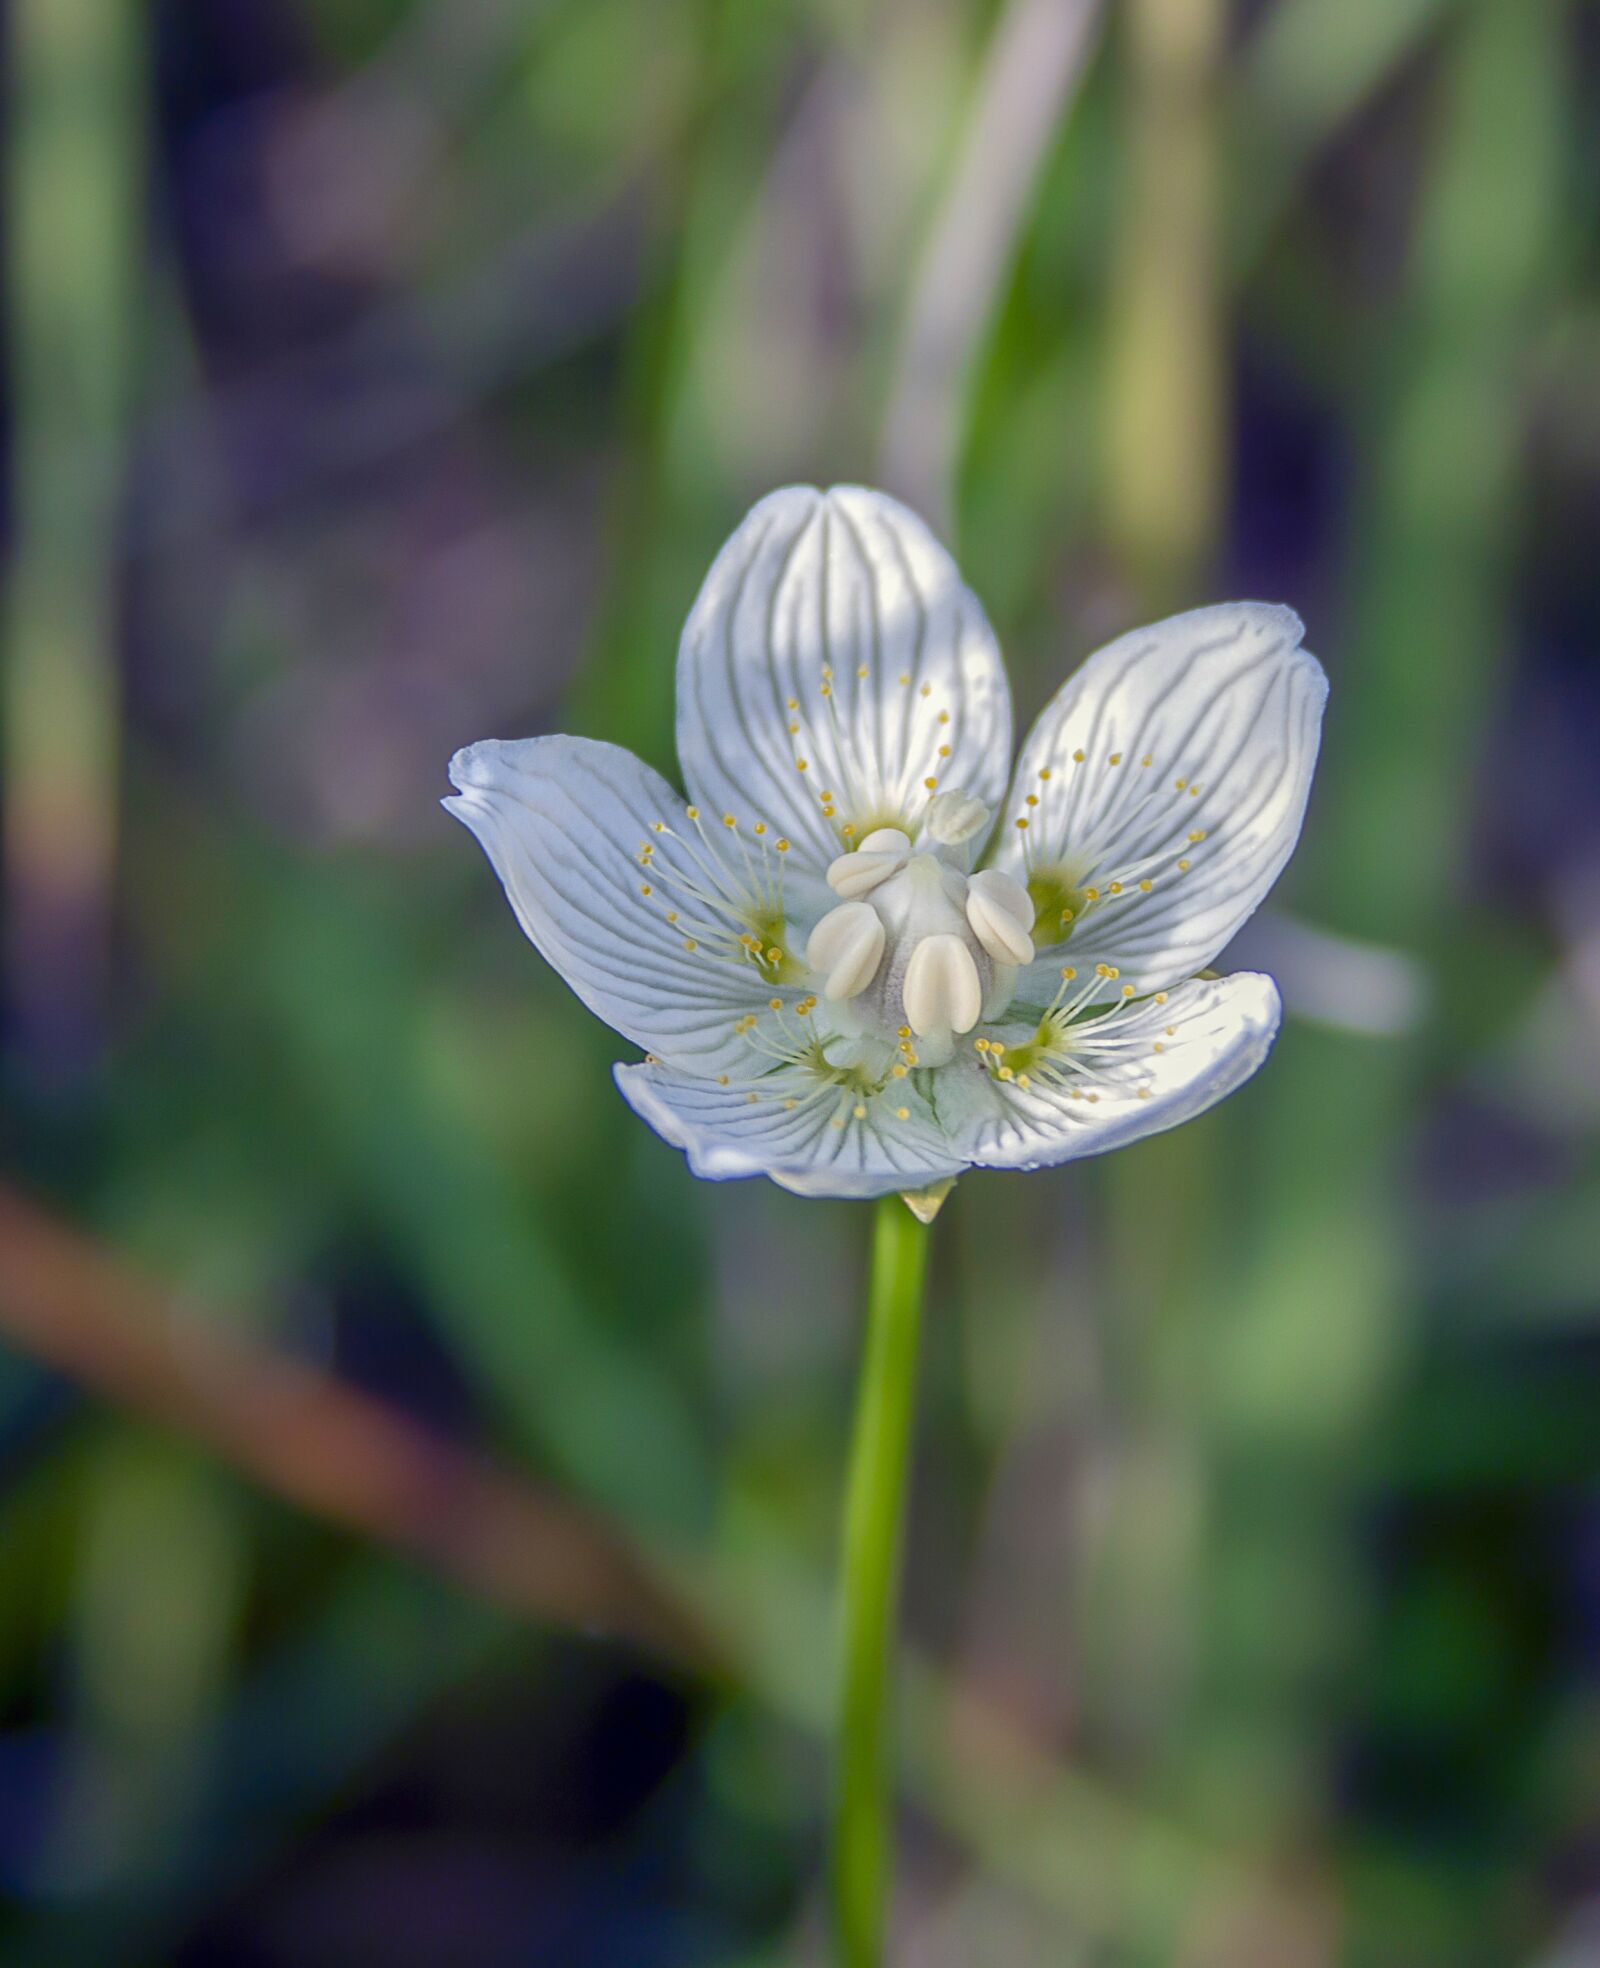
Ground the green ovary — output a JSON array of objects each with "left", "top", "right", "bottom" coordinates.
[
  {"left": 1026, "top": 868, "right": 1091, "bottom": 944},
  {"left": 747, "top": 909, "right": 807, "bottom": 986},
  {"left": 985, "top": 1012, "right": 1071, "bottom": 1083}
]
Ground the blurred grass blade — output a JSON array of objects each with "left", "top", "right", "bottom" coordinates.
[
  {"left": 880, "top": 0, "right": 1104, "bottom": 530},
  {"left": 1105, "top": 0, "right": 1227, "bottom": 601},
  {"left": 2, "top": 0, "right": 144, "bottom": 1073}
]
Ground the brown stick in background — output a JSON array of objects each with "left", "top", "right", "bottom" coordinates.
[{"left": 0, "top": 1184, "right": 721, "bottom": 1674}]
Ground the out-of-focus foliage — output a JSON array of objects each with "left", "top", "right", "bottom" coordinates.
[{"left": 0, "top": 1, "right": 1597, "bottom": 1963}]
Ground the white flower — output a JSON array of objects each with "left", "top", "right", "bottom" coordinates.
[{"left": 446, "top": 486, "right": 1326, "bottom": 1202}]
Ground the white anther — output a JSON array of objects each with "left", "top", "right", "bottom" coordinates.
[
  {"left": 965, "top": 867, "right": 1035, "bottom": 967},
  {"left": 967, "top": 866, "right": 1033, "bottom": 928},
  {"left": 924, "top": 790, "right": 989, "bottom": 847},
  {"left": 807, "top": 902, "right": 887, "bottom": 1000},
  {"left": 826, "top": 829, "right": 911, "bottom": 899},
  {"left": 903, "top": 933, "right": 983, "bottom": 1037},
  {"left": 858, "top": 827, "right": 912, "bottom": 856}
]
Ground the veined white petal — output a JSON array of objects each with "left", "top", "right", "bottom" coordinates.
[
  {"left": 948, "top": 973, "right": 1282, "bottom": 1170},
  {"left": 996, "top": 603, "right": 1326, "bottom": 999},
  {"left": 676, "top": 486, "right": 1013, "bottom": 886},
  {"left": 615, "top": 1061, "right": 964, "bottom": 1200},
  {"left": 446, "top": 736, "right": 800, "bottom": 1079}
]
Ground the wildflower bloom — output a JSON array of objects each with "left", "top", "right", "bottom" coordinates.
[{"left": 446, "top": 487, "right": 1326, "bottom": 1200}]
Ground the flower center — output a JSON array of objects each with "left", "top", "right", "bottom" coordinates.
[{"left": 800, "top": 795, "right": 1036, "bottom": 1068}]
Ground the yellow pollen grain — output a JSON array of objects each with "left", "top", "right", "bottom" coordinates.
[
  {"left": 785, "top": 1099, "right": 797, "bottom": 1110},
  {"left": 686, "top": 806, "right": 699, "bottom": 820},
  {"left": 640, "top": 884, "right": 652, "bottom": 896},
  {"left": 776, "top": 839, "right": 790, "bottom": 852},
  {"left": 789, "top": 721, "right": 800, "bottom": 734},
  {"left": 717, "top": 1074, "right": 729, "bottom": 1086},
  {"left": 853, "top": 1102, "right": 867, "bottom": 1120},
  {"left": 1153, "top": 1042, "right": 1165, "bottom": 1053},
  {"left": 1039, "top": 767, "right": 1052, "bottom": 781},
  {"left": 898, "top": 672, "right": 910, "bottom": 686},
  {"left": 1189, "top": 829, "right": 1207, "bottom": 842},
  {"left": 1088, "top": 1092, "right": 1100, "bottom": 1104},
  {"left": 1174, "top": 779, "right": 1186, "bottom": 792},
  {"left": 1138, "top": 1087, "right": 1152, "bottom": 1099},
  {"left": 754, "top": 820, "right": 767, "bottom": 835},
  {"left": 768, "top": 997, "right": 782, "bottom": 1011},
  {"left": 723, "top": 813, "right": 737, "bottom": 828},
  {"left": 1073, "top": 748, "right": 1085, "bottom": 763},
  {"left": 841, "top": 824, "right": 856, "bottom": 839},
  {"left": 892, "top": 1063, "right": 908, "bottom": 1078},
  {"left": 767, "top": 947, "right": 783, "bottom": 962},
  {"left": 1139, "top": 879, "right": 1153, "bottom": 892},
  {"left": 938, "top": 744, "right": 951, "bottom": 758},
  {"left": 652, "top": 821, "right": 666, "bottom": 833},
  {"left": 1017, "top": 1074, "right": 1031, "bottom": 1089},
  {"left": 746, "top": 1092, "right": 759, "bottom": 1104},
  {"left": 1109, "top": 752, "right": 1122, "bottom": 765},
  {"left": 796, "top": 759, "right": 809, "bottom": 771},
  {"left": 1155, "top": 992, "right": 1168, "bottom": 1004},
  {"left": 1084, "top": 886, "right": 1100, "bottom": 901},
  {"left": 937, "top": 711, "right": 949, "bottom": 725},
  {"left": 821, "top": 665, "right": 833, "bottom": 679},
  {"left": 897, "top": 1026, "right": 911, "bottom": 1039},
  {"left": 683, "top": 939, "right": 698, "bottom": 951},
  {"left": 1122, "top": 984, "right": 1135, "bottom": 998},
  {"left": 666, "top": 910, "right": 678, "bottom": 923},
  {"left": 1178, "top": 858, "right": 1191, "bottom": 872},
  {"left": 1165, "top": 1025, "right": 1177, "bottom": 1037},
  {"left": 820, "top": 684, "right": 832, "bottom": 698},
  {"left": 920, "top": 683, "right": 932, "bottom": 697},
  {"left": 1015, "top": 817, "right": 1029, "bottom": 830},
  {"left": 895, "top": 1106, "right": 910, "bottom": 1120},
  {"left": 831, "top": 1117, "right": 845, "bottom": 1130},
  {"left": 1061, "top": 966, "right": 1077, "bottom": 980},
  {"left": 974, "top": 1038, "right": 989, "bottom": 1052},
  {"left": 857, "top": 665, "right": 869, "bottom": 679},
  {"left": 924, "top": 776, "right": 938, "bottom": 790},
  {"left": 786, "top": 697, "right": 798, "bottom": 710},
  {"left": 1108, "top": 881, "right": 1122, "bottom": 894},
  {"left": 1141, "top": 754, "right": 1153, "bottom": 768},
  {"left": 1190, "top": 785, "right": 1202, "bottom": 797},
  {"left": 1026, "top": 793, "right": 1039, "bottom": 808}
]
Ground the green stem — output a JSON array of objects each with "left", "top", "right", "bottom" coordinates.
[{"left": 832, "top": 1196, "right": 932, "bottom": 1968}]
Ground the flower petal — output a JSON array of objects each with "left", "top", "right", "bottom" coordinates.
[
  {"left": 446, "top": 735, "right": 802, "bottom": 1079},
  {"left": 946, "top": 973, "right": 1282, "bottom": 1170},
  {"left": 676, "top": 486, "right": 1013, "bottom": 887},
  {"left": 615, "top": 1060, "right": 965, "bottom": 1200},
  {"left": 996, "top": 603, "right": 1326, "bottom": 999}
]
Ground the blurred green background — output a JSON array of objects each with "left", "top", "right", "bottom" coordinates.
[{"left": 1, "top": 1, "right": 1597, "bottom": 1963}]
